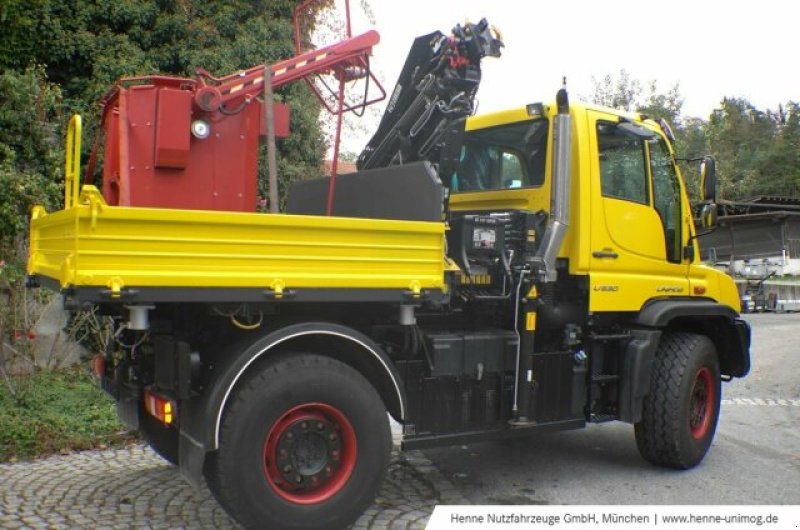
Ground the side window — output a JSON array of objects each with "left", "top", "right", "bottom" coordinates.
[
  {"left": 500, "top": 151, "right": 524, "bottom": 188},
  {"left": 650, "top": 140, "right": 683, "bottom": 262},
  {"left": 597, "top": 122, "right": 649, "bottom": 204},
  {"left": 453, "top": 119, "right": 548, "bottom": 192}
]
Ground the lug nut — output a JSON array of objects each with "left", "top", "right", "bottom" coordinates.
[
  {"left": 283, "top": 464, "right": 292, "bottom": 473},
  {"left": 316, "top": 422, "right": 324, "bottom": 431},
  {"left": 300, "top": 421, "right": 308, "bottom": 430},
  {"left": 331, "top": 449, "right": 339, "bottom": 459},
  {"left": 295, "top": 475, "right": 303, "bottom": 484},
  {"left": 279, "top": 449, "right": 288, "bottom": 459}
]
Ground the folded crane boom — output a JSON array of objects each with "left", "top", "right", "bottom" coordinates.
[{"left": 357, "top": 18, "right": 503, "bottom": 174}]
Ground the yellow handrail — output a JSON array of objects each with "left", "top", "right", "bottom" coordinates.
[{"left": 64, "top": 114, "right": 82, "bottom": 209}]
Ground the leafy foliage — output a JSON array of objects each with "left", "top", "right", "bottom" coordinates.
[
  {"left": 0, "top": 367, "right": 130, "bottom": 461},
  {"left": 0, "top": 0, "right": 327, "bottom": 234},
  {"left": 0, "top": 66, "right": 63, "bottom": 242}
]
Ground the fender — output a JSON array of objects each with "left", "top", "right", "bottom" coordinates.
[
  {"left": 635, "top": 298, "right": 738, "bottom": 326},
  {"left": 177, "top": 322, "right": 407, "bottom": 486},
  {"left": 634, "top": 298, "right": 751, "bottom": 378}
]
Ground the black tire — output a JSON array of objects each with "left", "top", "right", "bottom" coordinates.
[
  {"left": 139, "top": 411, "right": 179, "bottom": 465},
  {"left": 635, "top": 332, "right": 721, "bottom": 469},
  {"left": 205, "top": 353, "right": 392, "bottom": 530}
]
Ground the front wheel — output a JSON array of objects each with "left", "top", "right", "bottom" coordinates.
[
  {"left": 206, "top": 353, "right": 392, "bottom": 530},
  {"left": 635, "top": 333, "right": 721, "bottom": 469}
]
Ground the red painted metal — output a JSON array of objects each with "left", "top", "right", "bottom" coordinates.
[
  {"left": 101, "top": 81, "right": 260, "bottom": 211},
  {"left": 262, "top": 402, "right": 357, "bottom": 504},
  {"left": 154, "top": 89, "right": 192, "bottom": 169},
  {"left": 689, "top": 367, "right": 714, "bottom": 439},
  {"left": 191, "top": 31, "right": 379, "bottom": 115},
  {"left": 93, "top": 0, "right": 384, "bottom": 212}
]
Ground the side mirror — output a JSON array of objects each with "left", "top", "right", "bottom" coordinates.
[
  {"left": 700, "top": 156, "right": 716, "bottom": 202},
  {"left": 699, "top": 202, "right": 718, "bottom": 230}
]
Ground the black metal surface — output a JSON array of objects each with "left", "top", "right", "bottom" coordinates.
[
  {"left": 617, "top": 329, "right": 661, "bottom": 423},
  {"left": 635, "top": 298, "right": 737, "bottom": 327},
  {"left": 115, "top": 383, "right": 140, "bottom": 431},
  {"left": 357, "top": 19, "right": 501, "bottom": 173},
  {"left": 397, "top": 357, "right": 511, "bottom": 436},
  {"left": 426, "top": 329, "right": 517, "bottom": 377},
  {"left": 286, "top": 161, "right": 444, "bottom": 222},
  {"left": 48, "top": 281, "right": 444, "bottom": 305},
  {"left": 528, "top": 351, "right": 579, "bottom": 424},
  {"left": 401, "top": 418, "right": 585, "bottom": 450},
  {"left": 730, "top": 319, "right": 752, "bottom": 377}
]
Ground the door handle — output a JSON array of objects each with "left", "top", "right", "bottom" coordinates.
[{"left": 593, "top": 249, "right": 619, "bottom": 259}]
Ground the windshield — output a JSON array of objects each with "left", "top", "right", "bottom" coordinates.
[{"left": 449, "top": 119, "right": 548, "bottom": 192}]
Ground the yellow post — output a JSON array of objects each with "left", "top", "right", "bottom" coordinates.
[{"left": 64, "top": 114, "right": 82, "bottom": 209}]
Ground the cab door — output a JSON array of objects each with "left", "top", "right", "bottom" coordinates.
[{"left": 587, "top": 110, "right": 690, "bottom": 312}]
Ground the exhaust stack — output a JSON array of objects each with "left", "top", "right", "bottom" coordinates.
[{"left": 532, "top": 87, "right": 571, "bottom": 282}]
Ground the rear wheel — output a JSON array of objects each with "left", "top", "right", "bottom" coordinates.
[
  {"left": 206, "top": 353, "right": 391, "bottom": 530},
  {"left": 635, "top": 332, "right": 721, "bottom": 469}
]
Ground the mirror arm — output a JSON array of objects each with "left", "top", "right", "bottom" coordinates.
[{"left": 685, "top": 221, "right": 718, "bottom": 260}]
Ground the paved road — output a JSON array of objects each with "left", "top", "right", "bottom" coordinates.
[
  {"left": 422, "top": 313, "right": 800, "bottom": 505},
  {"left": 1, "top": 314, "right": 797, "bottom": 529},
  {"left": 0, "top": 431, "right": 467, "bottom": 530}
]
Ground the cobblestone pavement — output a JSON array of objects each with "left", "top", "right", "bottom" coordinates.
[{"left": 0, "top": 430, "right": 466, "bottom": 529}]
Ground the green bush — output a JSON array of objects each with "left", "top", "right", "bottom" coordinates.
[{"left": 0, "top": 366, "right": 132, "bottom": 461}]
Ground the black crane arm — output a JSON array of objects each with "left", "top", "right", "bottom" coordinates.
[{"left": 357, "top": 18, "right": 502, "bottom": 176}]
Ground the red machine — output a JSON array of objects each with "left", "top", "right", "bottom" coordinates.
[{"left": 93, "top": 0, "right": 384, "bottom": 212}]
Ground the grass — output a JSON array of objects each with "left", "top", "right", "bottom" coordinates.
[{"left": 0, "top": 366, "right": 135, "bottom": 461}]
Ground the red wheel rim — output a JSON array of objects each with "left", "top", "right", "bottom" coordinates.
[
  {"left": 689, "top": 367, "right": 714, "bottom": 439},
  {"left": 262, "top": 402, "right": 357, "bottom": 504}
]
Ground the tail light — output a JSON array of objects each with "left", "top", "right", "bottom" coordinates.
[{"left": 144, "top": 388, "right": 177, "bottom": 426}]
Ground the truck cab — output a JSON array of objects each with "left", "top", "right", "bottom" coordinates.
[{"left": 451, "top": 101, "right": 742, "bottom": 316}]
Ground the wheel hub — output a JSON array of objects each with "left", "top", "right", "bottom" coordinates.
[
  {"left": 263, "top": 403, "right": 356, "bottom": 504},
  {"left": 276, "top": 418, "right": 341, "bottom": 483},
  {"left": 689, "top": 367, "right": 714, "bottom": 439}
]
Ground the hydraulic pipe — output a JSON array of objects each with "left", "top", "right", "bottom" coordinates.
[{"left": 264, "top": 66, "right": 279, "bottom": 213}]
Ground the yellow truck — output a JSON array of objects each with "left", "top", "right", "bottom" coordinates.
[{"left": 27, "top": 19, "right": 749, "bottom": 530}]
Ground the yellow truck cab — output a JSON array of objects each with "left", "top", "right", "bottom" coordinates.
[
  {"left": 28, "top": 91, "right": 749, "bottom": 530},
  {"left": 453, "top": 101, "right": 742, "bottom": 314}
]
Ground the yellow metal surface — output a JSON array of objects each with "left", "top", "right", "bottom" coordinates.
[
  {"left": 28, "top": 187, "right": 446, "bottom": 293},
  {"left": 452, "top": 102, "right": 739, "bottom": 314},
  {"left": 586, "top": 106, "right": 689, "bottom": 312},
  {"left": 525, "top": 312, "right": 537, "bottom": 331},
  {"left": 64, "top": 115, "right": 82, "bottom": 209}
]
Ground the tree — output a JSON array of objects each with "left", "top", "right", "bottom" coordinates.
[
  {"left": 0, "top": 0, "right": 329, "bottom": 222},
  {"left": 0, "top": 1, "right": 333, "bottom": 355},
  {"left": 706, "top": 97, "right": 778, "bottom": 199},
  {"left": 0, "top": 66, "right": 63, "bottom": 242},
  {"left": 590, "top": 70, "right": 684, "bottom": 124}
]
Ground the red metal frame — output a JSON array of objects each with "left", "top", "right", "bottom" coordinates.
[{"left": 86, "top": 0, "right": 384, "bottom": 214}]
